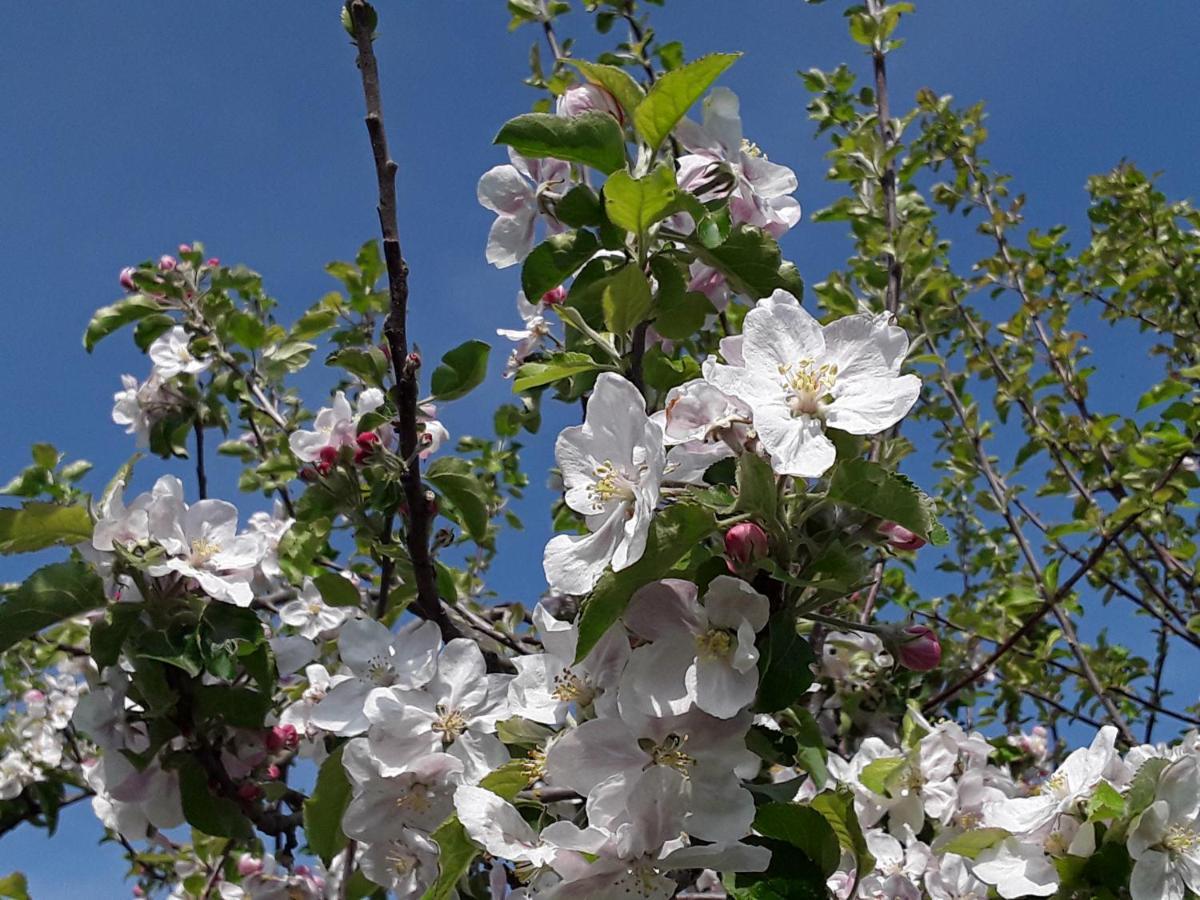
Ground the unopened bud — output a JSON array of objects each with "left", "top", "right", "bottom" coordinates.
[
  {"left": 158, "top": 255, "right": 177, "bottom": 272},
  {"left": 265, "top": 723, "right": 299, "bottom": 752},
  {"left": 236, "top": 782, "right": 262, "bottom": 802},
  {"left": 892, "top": 624, "right": 941, "bottom": 671},
  {"left": 354, "top": 431, "right": 381, "bottom": 465},
  {"left": 406, "top": 350, "right": 422, "bottom": 369},
  {"left": 878, "top": 521, "right": 926, "bottom": 551},
  {"left": 178, "top": 243, "right": 192, "bottom": 256},
  {"left": 541, "top": 285, "right": 568, "bottom": 306},
  {"left": 119, "top": 267, "right": 137, "bottom": 291},
  {"left": 724, "top": 521, "right": 769, "bottom": 572},
  {"left": 206, "top": 257, "right": 220, "bottom": 267},
  {"left": 237, "top": 854, "right": 264, "bottom": 877},
  {"left": 556, "top": 82, "right": 624, "bottom": 124},
  {"left": 265, "top": 764, "right": 282, "bottom": 780}
]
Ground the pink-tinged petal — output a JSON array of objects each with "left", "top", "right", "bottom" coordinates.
[
  {"left": 624, "top": 579, "right": 704, "bottom": 640},
  {"left": 477, "top": 165, "right": 532, "bottom": 215},
  {"left": 485, "top": 211, "right": 535, "bottom": 268},
  {"left": 544, "top": 717, "right": 645, "bottom": 795}
]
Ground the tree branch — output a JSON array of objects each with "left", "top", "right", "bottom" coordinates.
[{"left": 346, "top": 0, "right": 457, "bottom": 640}]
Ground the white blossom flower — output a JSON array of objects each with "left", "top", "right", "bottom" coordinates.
[
  {"left": 972, "top": 838, "right": 1059, "bottom": 899},
  {"left": 477, "top": 150, "right": 571, "bottom": 268},
  {"left": 144, "top": 477, "right": 265, "bottom": 606},
  {"left": 620, "top": 576, "right": 769, "bottom": 719},
  {"left": 308, "top": 617, "right": 441, "bottom": 737},
  {"left": 858, "top": 829, "right": 933, "bottom": 900},
  {"left": 279, "top": 578, "right": 350, "bottom": 639},
  {"left": 111, "top": 372, "right": 173, "bottom": 446},
  {"left": 1127, "top": 755, "right": 1200, "bottom": 900},
  {"left": 705, "top": 293, "right": 921, "bottom": 478},
  {"left": 289, "top": 388, "right": 385, "bottom": 463},
  {"left": 362, "top": 638, "right": 511, "bottom": 781},
  {"left": 148, "top": 325, "right": 211, "bottom": 378},
  {"left": 342, "top": 739, "right": 463, "bottom": 839},
  {"left": 357, "top": 828, "right": 440, "bottom": 897},
  {"left": 454, "top": 784, "right": 562, "bottom": 869},
  {"left": 674, "top": 88, "right": 802, "bottom": 239},
  {"left": 925, "top": 851, "right": 991, "bottom": 900},
  {"left": 543, "top": 373, "right": 665, "bottom": 595},
  {"left": 498, "top": 291, "right": 557, "bottom": 377},
  {"left": 508, "top": 601, "right": 629, "bottom": 726}
]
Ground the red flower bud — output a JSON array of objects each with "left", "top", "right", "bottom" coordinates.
[
  {"left": 541, "top": 285, "right": 568, "bottom": 306},
  {"left": 724, "top": 522, "right": 769, "bottom": 572},
  {"left": 895, "top": 624, "right": 941, "bottom": 671},
  {"left": 237, "top": 855, "right": 264, "bottom": 877},
  {"left": 178, "top": 243, "right": 192, "bottom": 256},
  {"left": 206, "top": 257, "right": 220, "bottom": 267},
  {"left": 265, "top": 723, "right": 299, "bottom": 752},
  {"left": 119, "top": 267, "right": 136, "bottom": 291},
  {"left": 265, "top": 764, "right": 282, "bottom": 780},
  {"left": 406, "top": 350, "right": 422, "bottom": 369},
  {"left": 878, "top": 521, "right": 926, "bottom": 551},
  {"left": 236, "top": 782, "right": 262, "bottom": 802},
  {"left": 354, "top": 431, "right": 381, "bottom": 465}
]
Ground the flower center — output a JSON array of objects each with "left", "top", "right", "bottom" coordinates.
[
  {"left": 695, "top": 628, "right": 735, "bottom": 660},
  {"left": 740, "top": 138, "right": 766, "bottom": 159},
  {"left": 1165, "top": 823, "right": 1200, "bottom": 855},
  {"left": 365, "top": 655, "right": 397, "bottom": 686},
  {"left": 189, "top": 537, "right": 222, "bottom": 564},
  {"left": 432, "top": 705, "right": 468, "bottom": 744},
  {"left": 551, "top": 669, "right": 593, "bottom": 704},
  {"left": 387, "top": 847, "right": 417, "bottom": 876},
  {"left": 1044, "top": 831, "right": 1070, "bottom": 855},
  {"left": 642, "top": 733, "right": 696, "bottom": 774},
  {"left": 1034, "top": 772, "right": 1067, "bottom": 797},
  {"left": 396, "top": 783, "right": 433, "bottom": 814},
  {"left": 778, "top": 360, "right": 837, "bottom": 417},
  {"left": 589, "top": 460, "right": 638, "bottom": 506},
  {"left": 520, "top": 746, "right": 547, "bottom": 783}
]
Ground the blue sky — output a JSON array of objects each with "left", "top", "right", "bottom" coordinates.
[{"left": 2, "top": 2, "right": 1198, "bottom": 894}]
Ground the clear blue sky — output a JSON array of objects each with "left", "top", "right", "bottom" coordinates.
[{"left": 2, "top": 2, "right": 1197, "bottom": 894}]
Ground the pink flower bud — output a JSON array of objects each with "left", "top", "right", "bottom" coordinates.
[
  {"left": 206, "top": 257, "right": 220, "bottom": 267},
  {"left": 132, "top": 888, "right": 146, "bottom": 898},
  {"left": 895, "top": 624, "right": 941, "bottom": 671},
  {"left": 236, "top": 782, "right": 262, "bottom": 802},
  {"left": 354, "top": 431, "right": 381, "bottom": 465},
  {"left": 878, "top": 521, "right": 926, "bottom": 551},
  {"left": 724, "top": 522, "right": 768, "bottom": 571},
  {"left": 266, "top": 723, "right": 299, "bottom": 752},
  {"left": 237, "top": 854, "right": 264, "bottom": 877},
  {"left": 178, "top": 243, "right": 192, "bottom": 256},
  {"left": 541, "top": 285, "right": 568, "bottom": 306},
  {"left": 556, "top": 82, "right": 624, "bottom": 124},
  {"left": 265, "top": 764, "right": 281, "bottom": 780},
  {"left": 119, "top": 267, "right": 137, "bottom": 291},
  {"left": 158, "top": 255, "right": 177, "bottom": 272}
]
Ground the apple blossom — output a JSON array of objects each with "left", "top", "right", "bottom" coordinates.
[
  {"left": 148, "top": 325, "right": 210, "bottom": 378},
  {"left": 705, "top": 292, "right": 921, "bottom": 477},
  {"left": 477, "top": 149, "right": 572, "bottom": 268},
  {"left": 288, "top": 388, "right": 385, "bottom": 462},
  {"left": 543, "top": 373, "right": 665, "bottom": 595}
]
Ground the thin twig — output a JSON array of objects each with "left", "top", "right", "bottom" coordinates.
[
  {"left": 193, "top": 419, "right": 208, "bottom": 500},
  {"left": 346, "top": 0, "right": 457, "bottom": 640}
]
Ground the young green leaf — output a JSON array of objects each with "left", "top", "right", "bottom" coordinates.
[
  {"left": 567, "top": 60, "right": 646, "bottom": 118},
  {"left": 0, "top": 561, "right": 106, "bottom": 653},
  {"left": 83, "top": 295, "right": 162, "bottom": 351},
  {"left": 431, "top": 340, "right": 491, "bottom": 402},
  {"left": 600, "top": 263, "right": 653, "bottom": 335},
  {"left": 0, "top": 502, "right": 92, "bottom": 555},
  {"left": 494, "top": 111, "right": 627, "bottom": 174},
  {"left": 304, "top": 746, "right": 353, "bottom": 865},
  {"left": 513, "top": 352, "right": 605, "bottom": 393},
  {"left": 827, "top": 458, "right": 948, "bottom": 545},
  {"left": 603, "top": 164, "right": 679, "bottom": 236},
  {"left": 633, "top": 52, "right": 741, "bottom": 152},
  {"left": 521, "top": 230, "right": 600, "bottom": 300}
]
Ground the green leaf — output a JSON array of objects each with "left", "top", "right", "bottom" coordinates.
[
  {"left": 691, "top": 224, "right": 803, "bottom": 300},
  {"left": 633, "top": 52, "right": 741, "bottom": 151},
  {"left": 83, "top": 295, "right": 162, "bottom": 351},
  {"left": 601, "top": 264, "right": 654, "bottom": 335},
  {"left": 0, "top": 561, "right": 106, "bottom": 653},
  {"left": 177, "top": 757, "right": 253, "bottom": 840},
  {"left": 194, "top": 685, "right": 270, "bottom": 729},
  {"left": 431, "top": 340, "right": 491, "bottom": 402},
  {"left": 1127, "top": 757, "right": 1170, "bottom": 817},
  {"left": 567, "top": 59, "right": 646, "bottom": 118},
  {"left": 859, "top": 756, "right": 906, "bottom": 795},
  {"left": 494, "top": 111, "right": 627, "bottom": 174},
  {"left": 654, "top": 290, "right": 714, "bottom": 341},
  {"left": 939, "top": 828, "right": 1010, "bottom": 859},
  {"left": 305, "top": 746, "right": 353, "bottom": 865},
  {"left": 427, "top": 469, "right": 490, "bottom": 542},
  {"left": 574, "top": 502, "right": 717, "bottom": 662},
  {"left": 555, "top": 184, "right": 605, "bottom": 228},
  {"left": 810, "top": 788, "right": 875, "bottom": 874},
  {"left": 755, "top": 614, "right": 816, "bottom": 711},
  {"left": 521, "top": 230, "right": 600, "bottom": 300},
  {"left": 327, "top": 346, "right": 390, "bottom": 386},
  {"left": 603, "top": 164, "right": 679, "bottom": 236},
  {"left": 827, "top": 458, "right": 948, "bottom": 545},
  {"left": 0, "top": 502, "right": 92, "bottom": 554},
  {"left": 313, "top": 571, "right": 361, "bottom": 608},
  {"left": 513, "top": 352, "right": 603, "bottom": 393},
  {"left": 753, "top": 803, "right": 840, "bottom": 877},
  {"left": 0, "top": 872, "right": 30, "bottom": 900}
]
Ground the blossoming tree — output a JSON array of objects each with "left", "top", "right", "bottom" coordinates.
[{"left": 1, "top": 2, "right": 1197, "bottom": 898}]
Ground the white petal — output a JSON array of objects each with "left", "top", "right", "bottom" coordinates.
[{"left": 825, "top": 373, "right": 921, "bottom": 435}]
